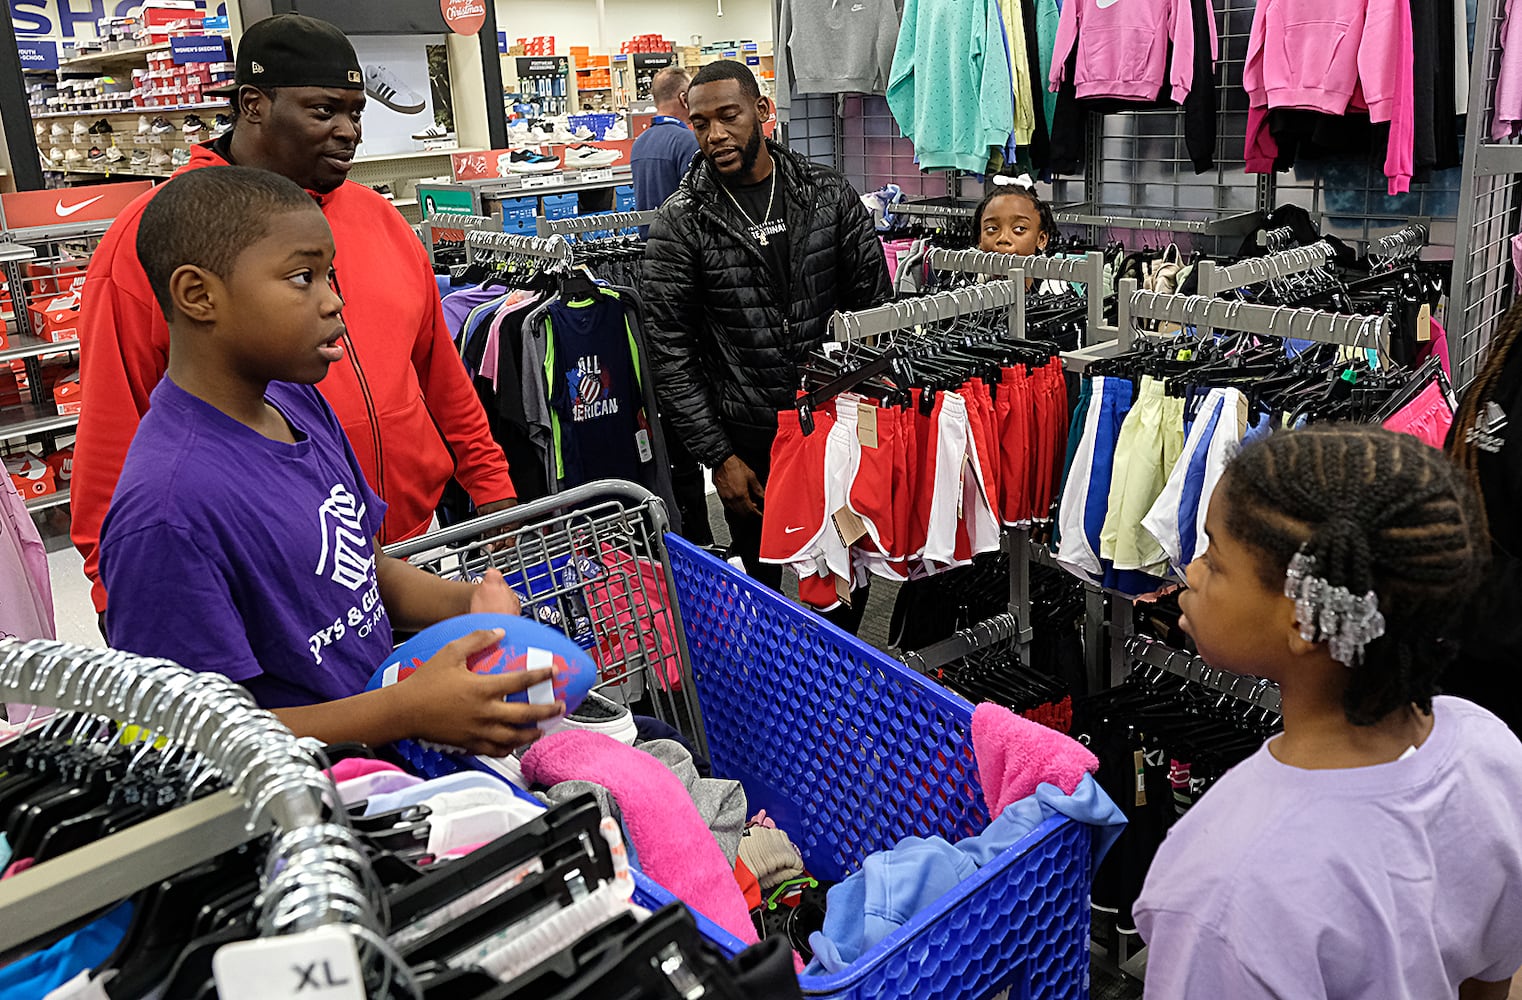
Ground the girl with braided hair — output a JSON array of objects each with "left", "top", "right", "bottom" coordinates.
[
  {"left": 1446, "top": 297, "right": 1522, "bottom": 737},
  {"left": 1133, "top": 426, "right": 1522, "bottom": 1000}
]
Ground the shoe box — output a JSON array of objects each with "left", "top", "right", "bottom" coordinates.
[
  {"left": 137, "top": 1, "right": 206, "bottom": 43},
  {"left": 53, "top": 371, "right": 82, "bottom": 416},
  {"left": 501, "top": 197, "right": 538, "bottom": 236},
  {"left": 24, "top": 259, "right": 87, "bottom": 300},
  {"left": 7, "top": 352, "right": 78, "bottom": 402},
  {"left": 514, "top": 36, "right": 556, "bottom": 55},
  {"left": 542, "top": 193, "right": 578, "bottom": 222},
  {"left": 615, "top": 185, "right": 636, "bottom": 213},
  {"left": 6, "top": 452, "right": 57, "bottom": 501},
  {"left": 620, "top": 34, "right": 673, "bottom": 54},
  {"left": 135, "top": 47, "right": 230, "bottom": 108},
  {"left": 27, "top": 291, "right": 82, "bottom": 345}
]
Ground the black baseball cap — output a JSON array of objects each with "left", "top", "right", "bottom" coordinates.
[{"left": 207, "top": 14, "right": 363, "bottom": 97}]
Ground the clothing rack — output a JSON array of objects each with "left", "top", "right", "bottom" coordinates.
[
  {"left": 1196, "top": 241, "right": 1338, "bottom": 296},
  {"left": 828, "top": 280, "right": 1038, "bottom": 665},
  {"left": 829, "top": 277, "right": 1024, "bottom": 343},
  {"left": 1125, "top": 636, "right": 1282, "bottom": 715},
  {"left": 1369, "top": 221, "right": 1430, "bottom": 266},
  {"left": 420, "top": 209, "right": 503, "bottom": 268},
  {"left": 535, "top": 210, "right": 658, "bottom": 238},
  {"left": 1114, "top": 280, "right": 1394, "bottom": 354},
  {"left": 465, "top": 229, "right": 574, "bottom": 264},
  {"left": 1052, "top": 204, "right": 1264, "bottom": 237},
  {"left": 1257, "top": 225, "right": 1297, "bottom": 251},
  {"left": 900, "top": 612, "right": 1020, "bottom": 674},
  {"left": 927, "top": 247, "right": 1115, "bottom": 343},
  {"left": 892, "top": 200, "right": 976, "bottom": 221},
  {"left": 0, "top": 639, "right": 389, "bottom": 973}
]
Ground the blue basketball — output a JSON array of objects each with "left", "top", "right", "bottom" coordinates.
[{"left": 366, "top": 612, "right": 597, "bottom": 714}]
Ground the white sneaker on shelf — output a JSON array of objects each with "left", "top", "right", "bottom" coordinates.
[
  {"left": 603, "top": 123, "right": 628, "bottom": 141},
  {"left": 410, "top": 122, "right": 454, "bottom": 141},
  {"left": 364, "top": 64, "right": 425, "bottom": 114},
  {"left": 104, "top": 146, "right": 124, "bottom": 162},
  {"left": 148, "top": 148, "right": 171, "bottom": 168},
  {"left": 50, "top": 123, "right": 66, "bottom": 139},
  {"left": 136, "top": 114, "right": 151, "bottom": 135},
  {"left": 63, "top": 148, "right": 85, "bottom": 166},
  {"left": 564, "top": 144, "right": 621, "bottom": 169},
  {"left": 71, "top": 120, "right": 89, "bottom": 139}
]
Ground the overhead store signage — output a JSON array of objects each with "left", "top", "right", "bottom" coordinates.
[
  {"left": 169, "top": 34, "right": 229, "bottom": 65},
  {"left": 632, "top": 52, "right": 674, "bottom": 70},
  {"left": 17, "top": 39, "right": 59, "bottom": 70},
  {"left": 1, "top": 181, "right": 152, "bottom": 232},
  {"left": 9, "top": 1, "right": 229, "bottom": 39},
  {"left": 440, "top": 0, "right": 485, "bottom": 35},
  {"left": 497, "top": 30, "right": 507, "bottom": 53}
]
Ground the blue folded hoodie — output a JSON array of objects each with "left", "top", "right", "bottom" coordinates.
[{"left": 805, "top": 773, "right": 1126, "bottom": 975}]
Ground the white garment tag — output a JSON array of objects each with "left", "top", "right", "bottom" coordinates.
[
  {"left": 213, "top": 926, "right": 364, "bottom": 1000},
  {"left": 635, "top": 428, "right": 653, "bottom": 463}
]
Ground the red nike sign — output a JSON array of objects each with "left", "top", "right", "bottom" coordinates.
[{"left": 1, "top": 181, "right": 153, "bottom": 232}]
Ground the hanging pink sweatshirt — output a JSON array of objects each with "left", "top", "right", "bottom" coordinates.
[
  {"left": 1049, "top": 0, "right": 1195, "bottom": 103},
  {"left": 1242, "top": 0, "right": 1414, "bottom": 195}
]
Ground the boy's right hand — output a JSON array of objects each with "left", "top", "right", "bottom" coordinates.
[{"left": 399, "top": 628, "right": 565, "bottom": 756}]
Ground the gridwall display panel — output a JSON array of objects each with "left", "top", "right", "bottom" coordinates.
[
  {"left": 838, "top": 94, "right": 943, "bottom": 201},
  {"left": 664, "top": 535, "right": 1092, "bottom": 1000},
  {"left": 1452, "top": 0, "right": 1519, "bottom": 385},
  {"left": 782, "top": 92, "right": 840, "bottom": 168},
  {"left": 1047, "top": 0, "right": 1259, "bottom": 255}
]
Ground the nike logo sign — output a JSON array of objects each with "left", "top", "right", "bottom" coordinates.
[
  {"left": 55, "top": 195, "right": 104, "bottom": 218},
  {"left": 784, "top": 526, "right": 809, "bottom": 534},
  {"left": 1096, "top": 0, "right": 1122, "bottom": 7}
]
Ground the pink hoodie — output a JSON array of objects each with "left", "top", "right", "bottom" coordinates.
[
  {"left": 1242, "top": 0, "right": 1415, "bottom": 195},
  {"left": 1049, "top": 0, "right": 1196, "bottom": 103}
]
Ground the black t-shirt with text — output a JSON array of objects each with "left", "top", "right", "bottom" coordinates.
[{"left": 724, "top": 172, "right": 789, "bottom": 283}]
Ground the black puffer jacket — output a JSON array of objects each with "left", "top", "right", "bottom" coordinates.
[{"left": 644, "top": 140, "right": 891, "bottom": 467}]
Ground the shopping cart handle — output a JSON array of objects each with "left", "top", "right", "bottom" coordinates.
[{"left": 383, "top": 478, "right": 665, "bottom": 560}]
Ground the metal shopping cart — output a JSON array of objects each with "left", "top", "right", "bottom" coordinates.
[{"left": 384, "top": 479, "right": 706, "bottom": 761}]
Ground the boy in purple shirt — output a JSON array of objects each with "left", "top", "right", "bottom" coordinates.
[
  {"left": 1134, "top": 426, "right": 1522, "bottom": 999},
  {"left": 99, "top": 166, "right": 561, "bottom": 755}
]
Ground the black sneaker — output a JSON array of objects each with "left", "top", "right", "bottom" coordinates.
[
  {"left": 370, "top": 183, "right": 394, "bottom": 200},
  {"left": 182, "top": 114, "right": 205, "bottom": 136},
  {"left": 86, "top": 145, "right": 104, "bottom": 160},
  {"left": 88, "top": 118, "right": 112, "bottom": 134}
]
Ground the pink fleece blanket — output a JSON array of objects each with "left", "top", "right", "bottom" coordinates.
[
  {"left": 971, "top": 702, "right": 1099, "bottom": 817},
  {"left": 521, "top": 730, "right": 759, "bottom": 944}
]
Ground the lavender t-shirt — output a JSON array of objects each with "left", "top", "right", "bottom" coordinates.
[
  {"left": 1134, "top": 696, "right": 1522, "bottom": 998},
  {"left": 100, "top": 378, "right": 393, "bottom": 709}
]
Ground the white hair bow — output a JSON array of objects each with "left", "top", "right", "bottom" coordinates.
[{"left": 992, "top": 173, "right": 1037, "bottom": 190}]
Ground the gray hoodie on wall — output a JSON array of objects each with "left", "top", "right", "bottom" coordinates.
[{"left": 775, "top": 0, "right": 902, "bottom": 110}]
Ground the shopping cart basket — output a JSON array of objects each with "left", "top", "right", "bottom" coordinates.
[
  {"left": 384, "top": 480, "right": 705, "bottom": 765},
  {"left": 635, "top": 535, "right": 1093, "bottom": 1000}
]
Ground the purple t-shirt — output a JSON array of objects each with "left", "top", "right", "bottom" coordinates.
[
  {"left": 1135, "top": 696, "right": 1522, "bottom": 998},
  {"left": 100, "top": 378, "right": 393, "bottom": 709}
]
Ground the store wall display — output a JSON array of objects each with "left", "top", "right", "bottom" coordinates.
[
  {"left": 490, "top": 0, "right": 773, "bottom": 60},
  {"left": 8, "top": 0, "right": 229, "bottom": 39},
  {"left": 349, "top": 34, "right": 446, "bottom": 156}
]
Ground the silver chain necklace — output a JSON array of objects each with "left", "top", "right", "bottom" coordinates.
[{"left": 720, "top": 168, "right": 777, "bottom": 245}]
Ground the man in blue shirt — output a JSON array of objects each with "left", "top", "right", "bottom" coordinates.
[{"left": 632, "top": 67, "right": 700, "bottom": 213}]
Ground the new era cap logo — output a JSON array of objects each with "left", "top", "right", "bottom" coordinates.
[
  {"left": 251, "top": 60, "right": 264, "bottom": 74},
  {"left": 348, "top": 70, "right": 362, "bottom": 83}
]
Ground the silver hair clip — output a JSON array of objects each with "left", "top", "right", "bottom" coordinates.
[{"left": 1283, "top": 550, "right": 1386, "bottom": 666}]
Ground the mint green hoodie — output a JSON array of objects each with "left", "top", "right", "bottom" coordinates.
[{"left": 886, "top": 0, "right": 1015, "bottom": 173}]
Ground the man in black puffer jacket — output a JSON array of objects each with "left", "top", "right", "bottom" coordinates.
[{"left": 644, "top": 60, "right": 891, "bottom": 631}]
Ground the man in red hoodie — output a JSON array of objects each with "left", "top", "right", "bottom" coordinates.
[{"left": 73, "top": 13, "right": 518, "bottom": 618}]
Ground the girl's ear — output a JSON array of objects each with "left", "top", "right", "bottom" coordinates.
[{"left": 1037, "top": 231, "right": 1049, "bottom": 251}]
